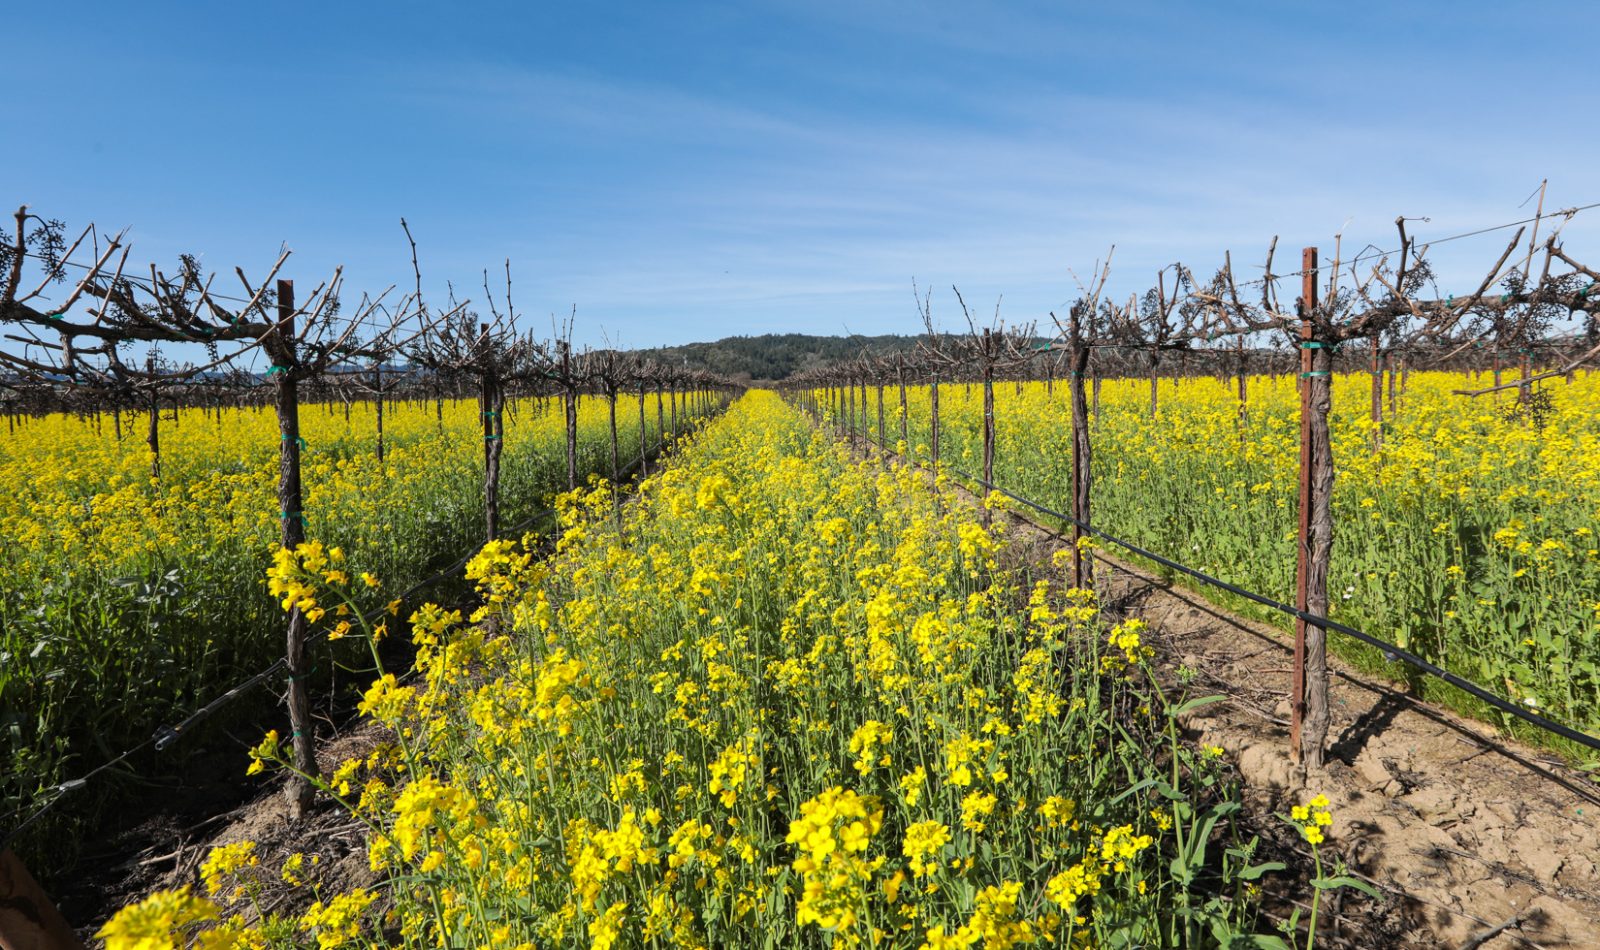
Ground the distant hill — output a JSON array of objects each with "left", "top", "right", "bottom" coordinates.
[{"left": 638, "top": 333, "right": 925, "bottom": 383}]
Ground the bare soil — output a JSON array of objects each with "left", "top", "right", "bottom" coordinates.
[{"left": 55, "top": 723, "right": 390, "bottom": 939}]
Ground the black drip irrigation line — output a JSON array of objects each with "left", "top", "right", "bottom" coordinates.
[
  {"left": 0, "top": 411, "right": 720, "bottom": 854},
  {"left": 828, "top": 413, "right": 1600, "bottom": 758}
]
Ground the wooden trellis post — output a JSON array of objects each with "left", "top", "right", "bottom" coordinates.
[
  {"left": 656, "top": 382, "right": 666, "bottom": 444},
  {"left": 480, "top": 326, "right": 505, "bottom": 542},
  {"left": 981, "top": 328, "right": 996, "bottom": 525},
  {"left": 146, "top": 354, "right": 161, "bottom": 481},
  {"left": 1294, "top": 248, "right": 1333, "bottom": 768},
  {"left": 1236, "top": 335, "right": 1248, "bottom": 436},
  {"left": 637, "top": 383, "right": 650, "bottom": 477},
  {"left": 875, "top": 380, "right": 885, "bottom": 457},
  {"left": 1069, "top": 307, "right": 1093, "bottom": 590},
  {"left": 1369, "top": 334, "right": 1383, "bottom": 453},
  {"left": 373, "top": 360, "right": 386, "bottom": 464},
  {"left": 896, "top": 359, "right": 909, "bottom": 450},
  {"left": 847, "top": 375, "right": 856, "bottom": 448},
  {"left": 560, "top": 341, "right": 578, "bottom": 491},
  {"left": 268, "top": 279, "right": 316, "bottom": 817}
]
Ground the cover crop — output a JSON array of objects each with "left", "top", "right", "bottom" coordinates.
[{"left": 125, "top": 392, "right": 1296, "bottom": 948}]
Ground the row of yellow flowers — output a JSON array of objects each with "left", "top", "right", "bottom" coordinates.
[
  {"left": 1, "top": 394, "right": 694, "bottom": 851},
  {"left": 103, "top": 391, "right": 1351, "bottom": 948}
]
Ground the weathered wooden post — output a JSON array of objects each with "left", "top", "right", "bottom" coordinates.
[
  {"left": 146, "top": 355, "right": 160, "bottom": 481},
  {"left": 847, "top": 374, "right": 857, "bottom": 449},
  {"left": 1069, "top": 306, "right": 1093, "bottom": 591},
  {"left": 1387, "top": 352, "right": 1397, "bottom": 417},
  {"left": 480, "top": 325, "right": 504, "bottom": 542},
  {"left": 981, "top": 328, "right": 996, "bottom": 526},
  {"left": 656, "top": 382, "right": 666, "bottom": 445},
  {"left": 1236, "top": 335, "right": 1249, "bottom": 436},
  {"left": 1369, "top": 334, "right": 1383, "bottom": 453},
  {"left": 1294, "top": 249, "right": 1333, "bottom": 768},
  {"left": 875, "top": 379, "right": 885, "bottom": 457},
  {"left": 602, "top": 363, "right": 622, "bottom": 532},
  {"left": 373, "top": 360, "right": 385, "bottom": 464},
  {"left": 1148, "top": 346, "right": 1160, "bottom": 417},
  {"left": 267, "top": 279, "right": 316, "bottom": 817},
  {"left": 637, "top": 384, "right": 650, "bottom": 478},
  {"left": 897, "top": 358, "right": 909, "bottom": 450},
  {"left": 560, "top": 341, "right": 578, "bottom": 491}
]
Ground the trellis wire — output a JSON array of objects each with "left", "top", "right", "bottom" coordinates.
[{"left": 832, "top": 414, "right": 1600, "bottom": 757}]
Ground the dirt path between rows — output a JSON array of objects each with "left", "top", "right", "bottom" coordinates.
[{"left": 999, "top": 503, "right": 1600, "bottom": 949}]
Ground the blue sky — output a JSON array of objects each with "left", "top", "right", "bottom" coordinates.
[{"left": 10, "top": 1, "right": 1597, "bottom": 349}]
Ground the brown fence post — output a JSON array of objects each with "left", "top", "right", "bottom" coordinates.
[
  {"left": 373, "top": 360, "right": 385, "bottom": 464},
  {"left": 860, "top": 377, "right": 870, "bottom": 450},
  {"left": 146, "top": 354, "right": 160, "bottom": 481},
  {"left": 1293, "top": 255, "right": 1311, "bottom": 763},
  {"left": 875, "top": 380, "right": 885, "bottom": 458},
  {"left": 481, "top": 326, "right": 504, "bottom": 542},
  {"left": 1370, "top": 335, "right": 1382, "bottom": 453},
  {"left": 656, "top": 383, "right": 666, "bottom": 444},
  {"left": 981, "top": 329, "right": 996, "bottom": 525},
  {"left": 1387, "top": 353, "right": 1397, "bottom": 416},
  {"left": 1236, "top": 335, "right": 1248, "bottom": 437},
  {"left": 1069, "top": 307, "right": 1093, "bottom": 590},
  {"left": 637, "top": 385, "right": 649, "bottom": 478},
  {"left": 897, "top": 360, "right": 909, "bottom": 450},
  {"left": 1148, "top": 348, "right": 1159, "bottom": 417},
  {"left": 847, "top": 375, "right": 857, "bottom": 450},
  {"left": 1294, "top": 248, "right": 1333, "bottom": 768},
  {"left": 560, "top": 341, "right": 578, "bottom": 490},
  {"left": 268, "top": 279, "right": 316, "bottom": 818},
  {"left": 605, "top": 377, "right": 621, "bottom": 531}
]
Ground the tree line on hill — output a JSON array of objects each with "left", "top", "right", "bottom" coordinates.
[{"left": 638, "top": 333, "right": 926, "bottom": 383}]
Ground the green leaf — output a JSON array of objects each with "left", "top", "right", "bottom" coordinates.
[
  {"left": 1172, "top": 694, "right": 1228, "bottom": 717},
  {"left": 1237, "top": 861, "right": 1285, "bottom": 881},
  {"left": 1233, "top": 935, "right": 1294, "bottom": 950},
  {"left": 1312, "top": 875, "right": 1380, "bottom": 898},
  {"left": 1154, "top": 781, "right": 1189, "bottom": 802},
  {"left": 1110, "top": 777, "right": 1159, "bottom": 804}
]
